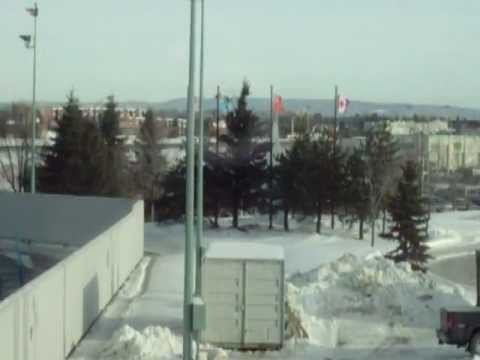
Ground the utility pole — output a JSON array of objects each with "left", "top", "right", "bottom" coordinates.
[
  {"left": 184, "top": 0, "right": 197, "bottom": 358},
  {"left": 269, "top": 85, "right": 274, "bottom": 230}
]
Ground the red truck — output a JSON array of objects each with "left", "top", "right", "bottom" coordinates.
[{"left": 437, "top": 307, "right": 480, "bottom": 355}]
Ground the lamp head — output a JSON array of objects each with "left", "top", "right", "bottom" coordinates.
[{"left": 19, "top": 34, "right": 32, "bottom": 48}]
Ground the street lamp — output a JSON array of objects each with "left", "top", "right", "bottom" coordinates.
[
  {"left": 184, "top": 0, "right": 197, "bottom": 359},
  {"left": 20, "top": 3, "right": 39, "bottom": 194},
  {"left": 195, "top": 0, "right": 205, "bottom": 299}
]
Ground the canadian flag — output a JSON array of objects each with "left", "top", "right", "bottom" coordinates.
[
  {"left": 273, "top": 96, "right": 283, "bottom": 114},
  {"left": 337, "top": 95, "right": 349, "bottom": 114}
]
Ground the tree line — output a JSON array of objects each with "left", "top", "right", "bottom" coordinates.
[
  {"left": 160, "top": 81, "right": 431, "bottom": 271},
  {"left": 0, "top": 83, "right": 431, "bottom": 270}
]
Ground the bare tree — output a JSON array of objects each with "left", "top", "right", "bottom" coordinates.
[
  {"left": 134, "top": 109, "right": 167, "bottom": 221},
  {"left": 365, "top": 121, "right": 398, "bottom": 247},
  {"left": 0, "top": 104, "right": 32, "bottom": 192}
]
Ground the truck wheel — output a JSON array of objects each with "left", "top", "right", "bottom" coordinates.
[{"left": 470, "top": 332, "right": 480, "bottom": 355}]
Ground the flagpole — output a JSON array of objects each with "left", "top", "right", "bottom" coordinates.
[
  {"left": 331, "top": 85, "right": 338, "bottom": 229},
  {"left": 216, "top": 85, "right": 220, "bottom": 156},
  {"left": 213, "top": 85, "right": 220, "bottom": 228},
  {"left": 269, "top": 85, "right": 274, "bottom": 231}
]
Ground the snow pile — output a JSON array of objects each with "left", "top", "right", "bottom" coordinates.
[
  {"left": 119, "top": 257, "right": 150, "bottom": 299},
  {"left": 100, "top": 325, "right": 182, "bottom": 360},
  {"left": 288, "top": 253, "right": 471, "bottom": 347}
]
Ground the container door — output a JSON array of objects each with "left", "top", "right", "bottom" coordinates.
[
  {"left": 244, "top": 261, "right": 282, "bottom": 346},
  {"left": 202, "top": 260, "right": 243, "bottom": 344}
]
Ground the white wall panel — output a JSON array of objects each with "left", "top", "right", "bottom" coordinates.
[{"left": 0, "top": 195, "right": 144, "bottom": 360}]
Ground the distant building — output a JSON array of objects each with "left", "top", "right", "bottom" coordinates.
[
  {"left": 426, "top": 134, "right": 480, "bottom": 172},
  {"left": 364, "top": 119, "right": 450, "bottom": 135}
]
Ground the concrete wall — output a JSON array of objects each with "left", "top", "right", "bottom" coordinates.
[{"left": 0, "top": 194, "right": 144, "bottom": 360}]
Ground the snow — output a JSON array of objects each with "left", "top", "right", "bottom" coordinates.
[
  {"left": 100, "top": 325, "right": 182, "bottom": 360},
  {"left": 119, "top": 257, "right": 150, "bottom": 299},
  {"left": 288, "top": 253, "right": 471, "bottom": 350},
  {"left": 71, "top": 212, "right": 480, "bottom": 360},
  {"left": 205, "top": 241, "right": 284, "bottom": 261},
  {"left": 429, "top": 211, "right": 480, "bottom": 246}
]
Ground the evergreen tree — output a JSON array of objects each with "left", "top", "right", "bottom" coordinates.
[
  {"left": 99, "top": 95, "right": 128, "bottom": 196},
  {"left": 306, "top": 133, "right": 330, "bottom": 234},
  {"left": 39, "top": 92, "right": 107, "bottom": 195},
  {"left": 100, "top": 95, "right": 121, "bottom": 146},
  {"left": 135, "top": 109, "right": 167, "bottom": 221},
  {"left": 327, "top": 137, "right": 346, "bottom": 229},
  {"left": 274, "top": 135, "right": 310, "bottom": 231},
  {"left": 365, "top": 121, "right": 398, "bottom": 246},
  {"left": 159, "top": 159, "right": 186, "bottom": 220},
  {"left": 219, "top": 81, "right": 268, "bottom": 228},
  {"left": 344, "top": 148, "right": 369, "bottom": 239},
  {"left": 387, "top": 160, "right": 431, "bottom": 272}
]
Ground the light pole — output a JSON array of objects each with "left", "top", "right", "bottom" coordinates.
[
  {"left": 20, "top": 3, "right": 39, "bottom": 194},
  {"left": 184, "top": 0, "right": 197, "bottom": 358},
  {"left": 195, "top": 0, "right": 205, "bottom": 297}
]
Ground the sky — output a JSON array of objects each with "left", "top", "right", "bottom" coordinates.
[{"left": 2, "top": 0, "right": 480, "bottom": 107}]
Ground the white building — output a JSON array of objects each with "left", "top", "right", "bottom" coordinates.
[{"left": 427, "top": 134, "right": 480, "bottom": 172}]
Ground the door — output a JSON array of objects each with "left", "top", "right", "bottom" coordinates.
[
  {"left": 244, "top": 261, "right": 282, "bottom": 346},
  {"left": 202, "top": 260, "right": 243, "bottom": 344}
]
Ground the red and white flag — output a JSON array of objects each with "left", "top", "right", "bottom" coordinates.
[
  {"left": 337, "top": 95, "right": 349, "bottom": 114},
  {"left": 273, "top": 95, "right": 283, "bottom": 114}
]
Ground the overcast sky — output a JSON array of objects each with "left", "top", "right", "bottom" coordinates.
[{"left": 2, "top": 0, "right": 480, "bottom": 107}]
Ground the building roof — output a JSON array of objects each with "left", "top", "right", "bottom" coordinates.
[{"left": 205, "top": 241, "right": 284, "bottom": 261}]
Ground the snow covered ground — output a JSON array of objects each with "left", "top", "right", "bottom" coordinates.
[{"left": 70, "top": 212, "right": 480, "bottom": 360}]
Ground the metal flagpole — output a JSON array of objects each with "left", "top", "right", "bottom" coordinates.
[
  {"left": 216, "top": 86, "right": 220, "bottom": 156},
  {"left": 184, "top": 0, "right": 197, "bottom": 358},
  {"left": 31, "top": 3, "right": 38, "bottom": 194},
  {"left": 269, "top": 85, "right": 274, "bottom": 230},
  {"left": 214, "top": 85, "right": 220, "bottom": 228},
  {"left": 331, "top": 85, "right": 338, "bottom": 229}
]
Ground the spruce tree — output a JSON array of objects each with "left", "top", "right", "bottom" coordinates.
[
  {"left": 275, "top": 135, "right": 309, "bottom": 231},
  {"left": 159, "top": 159, "right": 186, "bottom": 220},
  {"left": 135, "top": 109, "right": 167, "bottom": 221},
  {"left": 100, "top": 95, "right": 121, "bottom": 146},
  {"left": 327, "top": 137, "right": 346, "bottom": 230},
  {"left": 344, "top": 148, "right": 369, "bottom": 239},
  {"left": 39, "top": 91, "right": 107, "bottom": 195},
  {"left": 99, "top": 95, "right": 128, "bottom": 197},
  {"left": 387, "top": 160, "right": 431, "bottom": 272},
  {"left": 306, "top": 133, "right": 330, "bottom": 234},
  {"left": 219, "top": 81, "right": 268, "bottom": 228}
]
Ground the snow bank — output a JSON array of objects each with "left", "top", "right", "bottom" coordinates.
[
  {"left": 101, "top": 325, "right": 182, "bottom": 360},
  {"left": 119, "top": 257, "right": 150, "bottom": 299},
  {"left": 288, "top": 253, "right": 471, "bottom": 347},
  {"left": 99, "top": 325, "right": 229, "bottom": 360}
]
